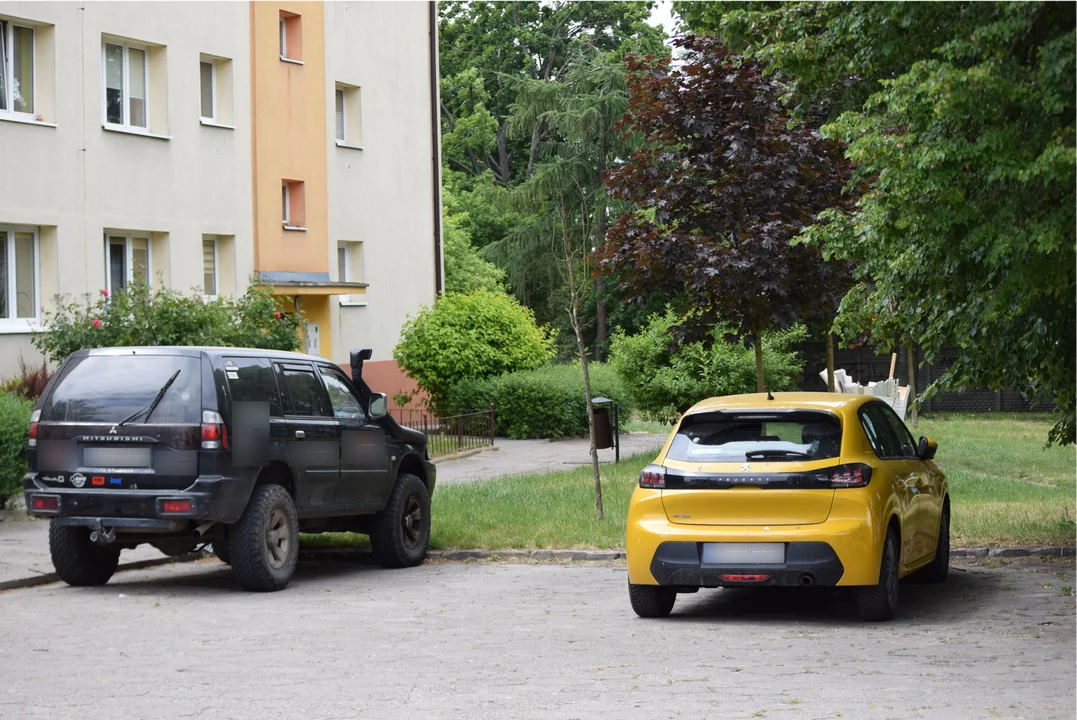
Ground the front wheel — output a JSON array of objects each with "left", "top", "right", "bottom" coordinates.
[
  {"left": 628, "top": 583, "right": 677, "bottom": 618},
  {"left": 856, "top": 528, "right": 899, "bottom": 621},
  {"left": 228, "top": 484, "right": 298, "bottom": 592},
  {"left": 370, "top": 474, "right": 430, "bottom": 569}
]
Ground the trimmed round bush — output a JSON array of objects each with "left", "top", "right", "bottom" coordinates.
[
  {"left": 0, "top": 392, "right": 33, "bottom": 508},
  {"left": 447, "top": 363, "right": 633, "bottom": 440},
  {"left": 393, "top": 290, "right": 555, "bottom": 410}
]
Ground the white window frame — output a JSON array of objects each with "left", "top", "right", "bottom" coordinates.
[
  {"left": 282, "top": 183, "right": 290, "bottom": 226},
  {"left": 0, "top": 19, "right": 36, "bottom": 120},
  {"left": 279, "top": 17, "right": 287, "bottom": 59},
  {"left": 0, "top": 224, "right": 40, "bottom": 327},
  {"left": 102, "top": 38, "right": 150, "bottom": 132},
  {"left": 202, "top": 235, "right": 219, "bottom": 299},
  {"left": 199, "top": 58, "right": 216, "bottom": 122},
  {"left": 337, "top": 241, "right": 366, "bottom": 307},
  {"left": 104, "top": 233, "right": 152, "bottom": 294},
  {"left": 335, "top": 86, "right": 346, "bottom": 143}
]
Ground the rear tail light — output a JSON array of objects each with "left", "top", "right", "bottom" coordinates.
[
  {"left": 639, "top": 464, "right": 666, "bottom": 489},
  {"left": 31, "top": 494, "right": 60, "bottom": 513},
  {"left": 719, "top": 574, "right": 770, "bottom": 582},
  {"left": 201, "top": 410, "right": 228, "bottom": 450},
  {"left": 28, "top": 409, "right": 40, "bottom": 448},
  {"left": 828, "top": 463, "right": 872, "bottom": 488},
  {"left": 160, "top": 499, "right": 192, "bottom": 515}
]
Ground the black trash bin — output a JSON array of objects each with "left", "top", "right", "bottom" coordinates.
[{"left": 593, "top": 407, "right": 613, "bottom": 449}]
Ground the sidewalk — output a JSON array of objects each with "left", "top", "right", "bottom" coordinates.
[
  {"left": 438, "top": 432, "right": 667, "bottom": 485},
  {"left": 0, "top": 432, "right": 667, "bottom": 589}
]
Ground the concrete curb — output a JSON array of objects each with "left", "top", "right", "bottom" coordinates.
[
  {"left": 0, "top": 551, "right": 210, "bottom": 592},
  {"left": 950, "top": 546, "right": 1075, "bottom": 558}
]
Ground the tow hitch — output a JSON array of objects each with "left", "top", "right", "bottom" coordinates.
[{"left": 89, "top": 521, "right": 116, "bottom": 545}]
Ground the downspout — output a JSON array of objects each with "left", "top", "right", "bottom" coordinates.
[{"left": 428, "top": 0, "right": 444, "bottom": 295}]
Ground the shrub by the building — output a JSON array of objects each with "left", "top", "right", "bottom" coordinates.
[
  {"left": 447, "top": 363, "right": 633, "bottom": 440},
  {"left": 610, "top": 310, "right": 807, "bottom": 423},
  {"left": 0, "top": 392, "right": 32, "bottom": 509},
  {"left": 393, "top": 289, "right": 555, "bottom": 410},
  {"left": 33, "top": 280, "right": 305, "bottom": 365},
  {"left": 0, "top": 358, "right": 53, "bottom": 401}
]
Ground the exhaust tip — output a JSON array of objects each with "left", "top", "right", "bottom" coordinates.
[{"left": 797, "top": 572, "right": 815, "bottom": 587}]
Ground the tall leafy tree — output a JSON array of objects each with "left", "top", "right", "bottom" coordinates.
[
  {"left": 599, "top": 36, "right": 855, "bottom": 392},
  {"left": 683, "top": 2, "right": 1077, "bottom": 443}
]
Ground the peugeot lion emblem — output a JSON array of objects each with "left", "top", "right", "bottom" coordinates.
[{"left": 742, "top": 464, "right": 751, "bottom": 472}]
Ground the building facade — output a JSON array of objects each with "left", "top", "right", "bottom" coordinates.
[{"left": 0, "top": 1, "right": 442, "bottom": 401}]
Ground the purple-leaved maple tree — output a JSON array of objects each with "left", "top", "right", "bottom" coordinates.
[{"left": 598, "top": 35, "right": 856, "bottom": 391}]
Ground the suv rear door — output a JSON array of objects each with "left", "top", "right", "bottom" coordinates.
[
  {"left": 274, "top": 362, "right": 341, "bottom": 508},
  {"left": 317, "top": 365, "right": 391, "bottom": 507}
]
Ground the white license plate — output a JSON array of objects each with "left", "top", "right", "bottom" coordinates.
[
  {"left": 701, "top": 543, "right": 785, "bottom": 565},
  {"left": 83, "top": 446, "right": 152, "bottom": 468}
]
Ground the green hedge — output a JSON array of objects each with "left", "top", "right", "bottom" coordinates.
[
  {"left": 447, "top": 363, "right": 634, "bottom": 440},
  {"left": 0, "top": 392, "right": 32, "bottom": 509}
]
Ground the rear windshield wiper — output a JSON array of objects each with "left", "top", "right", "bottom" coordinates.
[
  {"left": 744, "top": 449, "right": 813, "bottom": 460},
  {"left": 117, "top": 369, "right": 182, "bottom": 427}
]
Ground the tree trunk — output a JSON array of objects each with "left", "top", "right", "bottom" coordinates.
[
  {"left": 906, "top": 345, "right": 919, "bottom": 429},
  {"left": 825, "top": 332, "right": 836, "bottom": 392},
  {"left": 754, "top": 331, "right": 766, "bottom": 393},
  {"left": 561, "top": 204, "right": 602, "bottom": 519}
]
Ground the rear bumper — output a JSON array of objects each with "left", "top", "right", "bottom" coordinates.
[
  {"left": 23, "top": 473, "right": 252, "bottom": 528},
  {"left": 649, "top": 541, "right": 844, "bottom": 588}
]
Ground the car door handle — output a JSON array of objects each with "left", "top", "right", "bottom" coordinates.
[{"left": 295, "top": 430, "right": 306, "bottom": 439}]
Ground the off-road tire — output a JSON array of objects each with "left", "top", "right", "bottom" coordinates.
[
  {"left": 228, "top": 484, "right": 298, "bottom": 592},
  {"left": 370, "top": 474, "right": 430, "bottom": 569},
  {"left": 918, "top": 505, "right": 950, "bottom": 584},
  {"left": 856, "top": 528, "right": 899, "bottom": 621},
  {"left": 628, "top": 583, "right": 677, "bottom": 618},
  {"left": 49, "top": 523, "right": 121, "bottom": 587}
]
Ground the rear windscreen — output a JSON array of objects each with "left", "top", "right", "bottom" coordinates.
[
  {"left": 41, "top": 355, "right": 202, "bottom": 423},
  {"left": 666, "top": 411, "right": 842, "bottom": 463}
]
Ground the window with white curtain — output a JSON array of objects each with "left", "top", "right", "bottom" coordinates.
[
  {"left": 104, "top": 233, "right": 150, "bottom": 293},
  {"left": 0, "top": 225, "right": 39, "bottom": 322},
  {"left": 202, "top": 235, "right": 218, "bottom": 297},
  {"left": 0, "top": 19, "right": 35, "bottom": 117},
  {"left": 103, "top": 40, "right": 148, "bottom": 129}
]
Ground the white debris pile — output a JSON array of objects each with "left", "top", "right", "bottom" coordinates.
[{"left": 820, "top": 368, "right": 910, "bottom": 420}]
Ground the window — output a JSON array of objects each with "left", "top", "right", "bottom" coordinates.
[
  {"left": 200, "top": 60, "right": 214, "bottom": 121},
  {"left": 334, "top": 83, "right": 362, "bottom": 147},
  {"left": 877, "top": 403, "right": 918, "bottom": 458},
  {"left": 279, "top": 11, "right": 302, "bottom": 62},
  {"left": 103, "top": 40, "right": 148, "bottom": 130},
  {"left": 104, "top": 233, "right": 150, "bottom": 293},
  {"left": 199, "top": 55, "right": 234, "bottom": 126},
  {"left": 664, "top": 410, "right": 843, "bottom": 463},
  {"left": 859, "top": 403, "right": 907, "bottom": 459},
  {"left": 320, "top": 368, "right": 365, "bottom": 419},
  {"left": 279, "top": 365, "right": 328, "bottom": 417},
  {"left": 202, "top": 235, "right": 218, "bottom": 296},
  {"left": 337, "top": 241, "right": 364, "bottom": 304},
  {"left": 0, "top": 225, "right": 38, "bottom": 322},
  {"left": 224, "top": 357, "right": 281, "bottom": 416},
  {"left": 0, "top": 20, "right": 34, "bottom": 116},
  {"left": 282, "top": 180, "right": 306, "bottom": 229}
]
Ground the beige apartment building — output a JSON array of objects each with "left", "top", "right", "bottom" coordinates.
[{"left": 0, "top": 1, "right": 443, "bottom": 401}]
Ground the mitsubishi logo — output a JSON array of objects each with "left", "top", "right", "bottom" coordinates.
[
  {"left": 109, "top": 425, "right": 118, "bottom": 435},
  {"left": 742, "top": 464, "right": 751, "bottom": 472}
]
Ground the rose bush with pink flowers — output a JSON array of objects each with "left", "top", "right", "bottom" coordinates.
[{"left": 34, "top": 279, "right": 305, "bottom": 364}]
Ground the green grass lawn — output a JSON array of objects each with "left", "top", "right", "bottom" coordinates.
[{"left": 303, "top": 413, "right": 1075, "bottom": 551}]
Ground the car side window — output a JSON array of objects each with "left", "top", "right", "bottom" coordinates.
[
  {"left": 879, "top": 404, "right": 918, "bottom": 458},
  {"left": 319, "top": 367, "right": 366, "bottom": 419},
  {"left": 859, "top": 404, "right": 905, "bottom": 459},
  {"left": 278, "top": 365, "right": 331, "bottom": 418},
  {"left": 223, "top": 357, "right": 282, "bottom": 416}
]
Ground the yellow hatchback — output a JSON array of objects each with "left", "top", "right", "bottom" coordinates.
[{"left": 626, "top": 392, "right": 949, "bottom": 621}]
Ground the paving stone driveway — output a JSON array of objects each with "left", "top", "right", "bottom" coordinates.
[{"left": 1, "top": 556, "right": 1073, "bottom": 719}]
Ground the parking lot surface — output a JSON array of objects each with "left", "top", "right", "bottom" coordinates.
[{"left": 0, "top": 557, "right": 1073, "bottom": 719}]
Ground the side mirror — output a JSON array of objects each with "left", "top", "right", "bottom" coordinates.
[
  {"left": 917, "top": 436, "right": 938, "bottom": 461},
  {"left": 369, "top": 392, "right": 388, "bottom": 420}
]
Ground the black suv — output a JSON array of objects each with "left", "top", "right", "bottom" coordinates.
[{"left": 24, "top": 346, "right": 435, "bottom": 591}]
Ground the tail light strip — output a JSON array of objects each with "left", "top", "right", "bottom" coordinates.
[{"left": 640, "top": 463, "right": 872, "bottom": 489}]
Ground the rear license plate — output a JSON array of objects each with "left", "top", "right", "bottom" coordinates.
[
  {"left": 82, "top": 446, "right": 152, "bottom": 468},
  {"left": 701, "top": 543, "right": 785, "bottom": 565}
]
